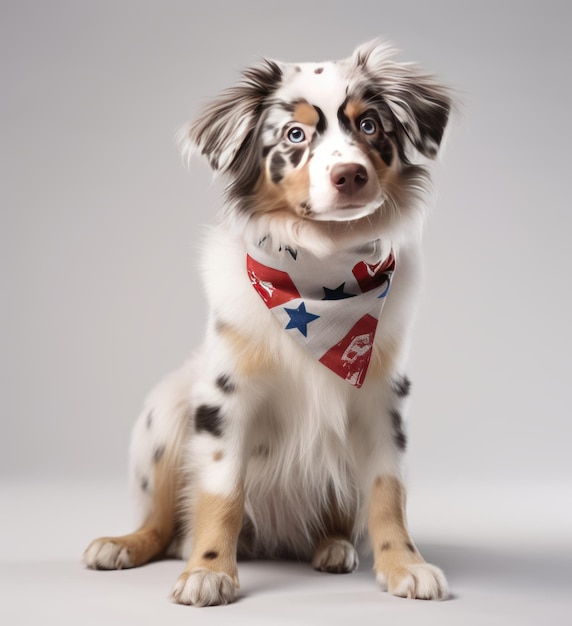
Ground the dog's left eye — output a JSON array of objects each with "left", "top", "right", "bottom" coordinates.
[
  {"left": 359, "top": 118, "right": 377, "bottom": 135},
  {"left": 287, "top": 127, "right": 306, "bottom": 143}
]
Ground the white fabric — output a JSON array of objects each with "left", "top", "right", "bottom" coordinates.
[{"left": 246, "top": 236, "right": 395, "bottom": 388}]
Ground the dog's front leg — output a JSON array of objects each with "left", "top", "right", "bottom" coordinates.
[
  {"left": 170, "top": 366, "right": 250, "bottom": 606},
  {"left": 355, "top": 373, "right": 449, "bottom": 600},
  {"left": 368, "top": 475, "right": 448, "bottom": 600},
  {"left": 171, "top": 484, "right": 244, "bottom": 607}
]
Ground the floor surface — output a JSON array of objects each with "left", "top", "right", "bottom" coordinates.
[{"left": 2, "top": 480, "right": 571, "bottom": 625}]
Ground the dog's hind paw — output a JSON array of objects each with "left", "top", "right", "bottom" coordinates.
[
  {"left": 312, "top": 538, "right": 359, "bottom": 573},
  {"left": 83, "top": 538, "right": 133, "bottom": 570},
  {"left": 170, "top": 568, "right": 238, "bottom": 607}
]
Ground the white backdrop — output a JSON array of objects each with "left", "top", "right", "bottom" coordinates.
[
  {"left": 1, "top": 1, "right": 571, "bottom": 624},
  {"left": 2, "top": 0, "right": 571, "bottom": 486}
]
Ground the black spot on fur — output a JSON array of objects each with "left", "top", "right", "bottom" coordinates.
[
  {"left": 337, "top": 99, "right": 352, "bottom": 134},
  {"left": 315, "top": 106, "right": 327, "bottom": 134},
  {"left": 277, "top": 99, "right": 296, "bottom": 113},
  {"left": 380, "top": 138, "right": 393, "bottom": 166},
  {"left": 195, "top": 405, "right": 223, "bottom": 437},
  {"left": 278, "top": 244, "right": 298, "bottom": 260},
  {"left": 286, "top": 146, "right": 305, "bottom": 168},
  {"left": 227, "top": 125, "right": 264, "bottom": 200},
  {"left": 262, "top": 144, "right": 276, "bottom": 158},
  {"left": 269, "top": 152, "right": 286, "bottom": 184},
  {"left": 203, "top": 550, "right": 219, "bottom": 560},
  {"left": 405, "top": 542, "right": 416, "bottom": 553},
  {"left": 216, "top": 374, "right": 236, "bottom": 394},
  {"left": 380, "top": 542, "right": 393, "bottom": 551},
  {"left": 314, "top": 67, "right": 324, "bottom": 74},
  {"left": 408, "top": 86, "right": 450, "bottom": 156},
  {"left": 140, "top": 476, "right": 149, "bottom": 492},
  {"left": 146, "top": 411, "right": 153, "bottom": 430},
  {"left": 153, "top": 445, "right": 165, "bottom": 463},
  {"left": 390, "top": 409, "right": 407, "bottom": 451},
  {"left": 252, "top": 444, "right": 270, "bottom": 458},
  {"left": 393, "top": 375, "right": 411, "bottom": 398},
  {"left": 242, "top": 60, "right": 284, "bottom": 99}
]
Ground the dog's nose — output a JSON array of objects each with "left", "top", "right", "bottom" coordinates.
[{"left": 330, "top": 163, "right": 368, "bottom": 195}]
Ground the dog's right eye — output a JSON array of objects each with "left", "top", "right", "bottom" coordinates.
[
  {"left": 286, "top": 127, "right": 306, "bottom": 144},
  {"left": 359, "top": 118, "right": 378, "bottom": 135}
]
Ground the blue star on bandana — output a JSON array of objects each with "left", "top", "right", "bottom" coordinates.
[{"left": 284, "top": 302, "right": 320, "bottom": 337}]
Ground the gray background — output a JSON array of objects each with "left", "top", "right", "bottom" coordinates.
[{"left": 1, "top": 1, "right": 571, "bottom": 624}]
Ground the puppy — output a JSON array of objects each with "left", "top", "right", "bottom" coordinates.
[{"left": 84, "top": 39, "right": 452, "bottom": 606}]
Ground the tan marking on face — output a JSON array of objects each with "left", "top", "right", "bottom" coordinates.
[
  {"left": 255, "top": 163, "right": 310, "bottom": 217},
  {"left": 213, "top": 450, "right": 224, "bottom": 462},
  {"left": 217, "top": 322, "right": 276, "bottom": 376},
  {"left": 345, "top": 99, "right": 367, "bottom": 125},
  {"left": 345, "top": 100, "right": 390, "bottom": 160},
  {"left": 183, "top": 488, "right": 245, "bottom": 585},
  {"left": 281, "top": 163, "right": 311, "bottom": 215},
  {"left": 369, "top": 476, "right": 426, "bottom": 589},
  {"left": 293, "top": 101, "right": 319, "bottom": 126}
]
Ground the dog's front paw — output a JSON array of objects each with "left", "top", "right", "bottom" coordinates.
[
  {"left": 170, "top": 568, "right": 238, "bottom": 607},
  {"left": 377, "top": 562, "right": 448, "bottom": 600},
  {"left": 312, "top": 538, "right": 359, "bottom": 573},
  {"left": 83, "top": 538, "right": 133, "bottom": 570}
]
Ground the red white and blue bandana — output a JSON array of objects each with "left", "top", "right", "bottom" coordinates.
[{"left": 246, "top": 237, "right": 395, "bottom": 388}]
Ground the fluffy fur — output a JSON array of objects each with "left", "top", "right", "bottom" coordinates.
[{"left": 84, "top": 40, "right": 452, "bottom": 606}]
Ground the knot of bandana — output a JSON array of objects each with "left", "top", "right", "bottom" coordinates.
[{"left": 246, "top": 237, "right": 395, "bottom": 388}]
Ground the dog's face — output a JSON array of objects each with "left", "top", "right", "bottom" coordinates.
[
  {"left": 260, "top": 68, "right": 392, "bottom": 222},
  {"left": 185, "top": 40, "right": 450, "bottom": 224}
]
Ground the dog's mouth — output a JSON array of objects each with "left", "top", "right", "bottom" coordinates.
[{"left": 307, "top": 195, "right": 385, "bottom": 222}]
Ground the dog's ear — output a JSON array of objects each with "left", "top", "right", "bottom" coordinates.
[
  {"left": 181, "top": 59, "right": 283, "bottom": 173},
  {"left": 353, "top": 39, "right": 451, "bottom": 160}
]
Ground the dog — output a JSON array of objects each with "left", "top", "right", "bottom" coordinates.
[{"left": 84, "top": 39, "right": 452, "bottom": 606}]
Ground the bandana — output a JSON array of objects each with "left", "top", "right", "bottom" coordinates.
[{"left": 246, "top": 237, "right": 395, "bottom": 388}]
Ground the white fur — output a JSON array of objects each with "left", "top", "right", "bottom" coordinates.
[
  {"left": 308, "top": 128, "right": 385, "bottom": 220},
  {"left": 377, "top": 563, "right": 449, "bottom": 600},
  {"left": 83, "top": 538, "right": 133, "bottom": 570},
  {"left": 171, "top": 569, "right": 237, "bottom": 606}
]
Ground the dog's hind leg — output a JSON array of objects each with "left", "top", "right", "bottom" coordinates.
[
  {"left": 83, "top": 361, "right": 195, "bottom": 570},
  {"left": 312, "top": 486, "right": 359, "bottom": 574}
]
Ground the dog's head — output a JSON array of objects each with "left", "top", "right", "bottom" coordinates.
[{"left": 183, "top": 40, "right": 451, "bottom": 227}]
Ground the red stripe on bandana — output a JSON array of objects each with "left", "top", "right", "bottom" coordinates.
[
  {"left": 247, "top": 254, "right": 301, "bottom": 308},
  {"left": 319, "top": 314, "right": 378, "bottom": 388},
  {"left": 352, "top": 251, "right": 396, "bottom": 293}
]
